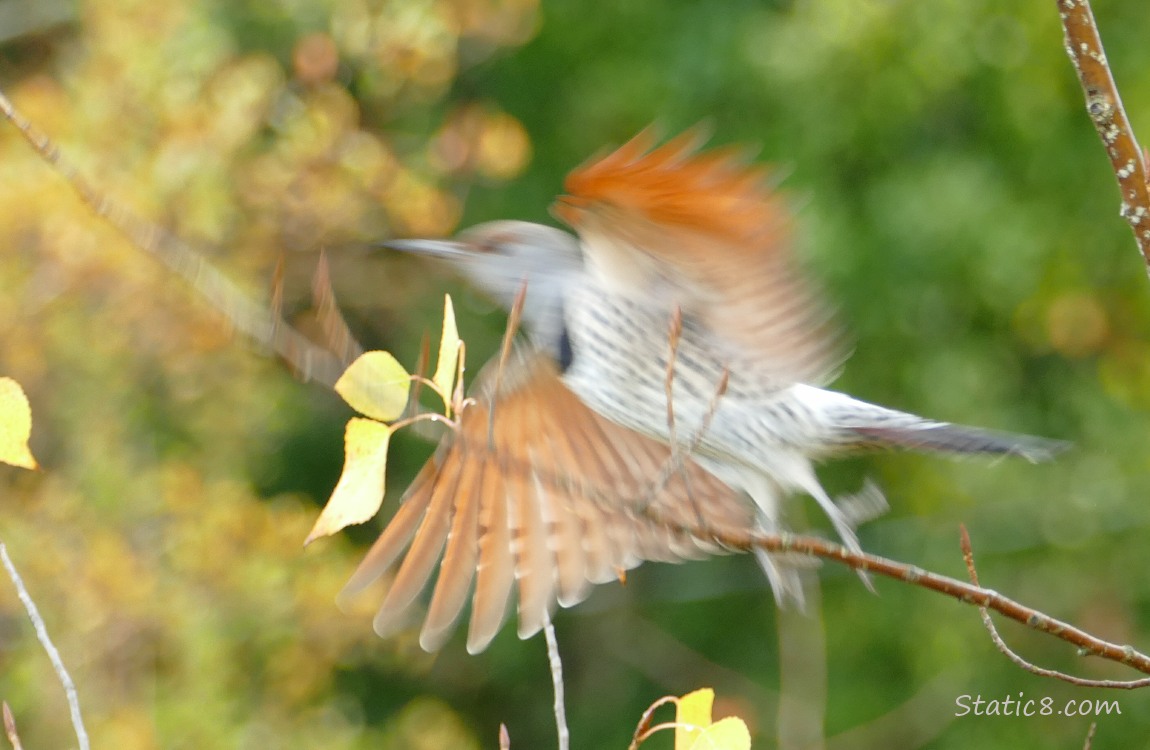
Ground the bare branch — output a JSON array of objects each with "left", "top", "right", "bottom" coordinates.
[
  {"left": 0, "top": 87, "right": 350, "bottom": 388},
  {"left": 486, "top": 281, "right": 529, "bottom": 446},
  {"left": 2, "top": 702, "right": 24, "bottom": 750},
  {"left": 959, "top": 525, "right": 1150, "bottom": 688},
  {"left": 1058, "top": 0, "right": 1150, "bottom": 265},
  {"left": 663, "top": 306, "right": 684, "bottom": 447},
  {"left": 1083, "top": 721, "right": 1097, "bottom": 750},
  {"left": 627, "top": 696, "right": 681, "bottom": 750},
  {"left": 0, "top": 543, "right": 89, "bottom": 750},
  {"left": 642, "top": 309, "right": 731, "bottom": 527},
  {"left": 543, "top": 614, "right": 569, "bottom": 750},
  {"left": 649, "top": 520, "right": 1150, "bottom": 683},
  {"left": 311, "top": 251, "right": 366, "bottom": 368}
]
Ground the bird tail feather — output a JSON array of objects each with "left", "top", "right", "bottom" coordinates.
[{"left": 848, "top": 422, "right": 1069, "bottom": 463}]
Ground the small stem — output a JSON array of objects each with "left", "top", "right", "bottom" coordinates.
[
  {"left": 543, "top": 614, "right": 569, "bottom": 750},
  {"left": 0, "top": 543, "right": 89, "bottom": 750}
]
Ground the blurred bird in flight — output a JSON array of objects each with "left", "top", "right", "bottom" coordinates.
[
  {"left": 0, "top": 89, "right": 1062, "bottom": 653},
  {"left": 344, "top": 128, "right": 1066, "bottom": 653}
]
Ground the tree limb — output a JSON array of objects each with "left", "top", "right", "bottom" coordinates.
[
  {"left": 658, "top": 518, "right": 1150, "bottom": 684},
  {"left": 1058, "top": 0, "right": 1150, "bottom": 266}
]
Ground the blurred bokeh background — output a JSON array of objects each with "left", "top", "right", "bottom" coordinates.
[{"left": 1, "top": 0, "right": 1149, "bottom": 747}]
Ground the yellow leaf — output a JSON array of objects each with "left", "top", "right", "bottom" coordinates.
[
  {"left": 687, "top": 718, "right": 751, "bottom": 750},
  {"left": 675, "top": 688, "right": 715, "bottom": 750},
  {"left": 335, "top": 351, "right": 411, "bottom": 422},
  {"left": 305, "top": 418, "right": 391, "bottom": 544},
  {"left": 433, "top": 294, "right": 461, "bottom": 414},
  {"left": 0, "top": 377, "right": 37, "bottom": 470}
]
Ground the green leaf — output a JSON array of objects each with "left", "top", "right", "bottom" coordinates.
[
  {"left": 433, "top": 293, "right": 461, "bottom": 413},
  {"left": 305, "top": 418, "right": 392, "bottom": 544},
  {"left": 0, "top": 377, "right": 37, "bottom": 470},
  {"left": 335, "top": 351, "right": 411, "bottom": 422}
]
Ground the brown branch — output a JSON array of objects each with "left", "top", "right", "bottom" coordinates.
[
  {"left": 628, "top": 696, "right": 680, "bottom": 750},
  {"left": 486, "top": 281, "right": 529, "bottom": 446},
  {"left": 661, "top": 519, "right": 1150, "bottom": 684},
  {"left": 311, "top": 252, "right": 366, "bottom": 369},
  {"left": 2, "top": 703, "right": 23, "bottom": 750},
  {"left": 1083, "top": 721, "right": 1097, "bottom": 750},
  {"left": 960, "top": 525, "right": 1150, "bottom": 688},
  {"left": 1059, "top": 0, "right": 1150, "bottom": 265},
  {"left": 663, "top": 305, "right": 684, "bottom": 448}
]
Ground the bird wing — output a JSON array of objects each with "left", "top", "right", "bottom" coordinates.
[
  {"left": 554, "top": 128, "right": 845, "bottom": 386},
  {"left": 341, "top": 349, "right": 752, "bottom": 654}
]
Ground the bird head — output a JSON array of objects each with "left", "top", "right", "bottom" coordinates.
[{"left": 385, "top": 220, "right": 582, "bottom": 359}]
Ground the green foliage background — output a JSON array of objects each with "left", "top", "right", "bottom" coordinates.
[{"left": 1, "top": 0, "right": 1149, "bottom": 747}]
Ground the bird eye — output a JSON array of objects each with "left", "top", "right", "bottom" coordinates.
[{"left": 476, "top": 233, "right": 511, "bottom": 255}]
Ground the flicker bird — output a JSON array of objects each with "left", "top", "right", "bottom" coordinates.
[{"left": 345, "top": 129, "right": 1066, "bottom": 653}]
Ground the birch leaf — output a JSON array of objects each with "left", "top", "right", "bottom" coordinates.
[
  {"left": 335, "top": 351, "right": 410, "bottom": 422},
  {"left": 433, "top": 294, "right": 461, "bottom": 413},
  {"left": 305, "top": 418, "right": 391, "bottom": 544},
  {"left": 675, "top": 688, "right": 715, "bottom": 750},
  {"left": 0, "top": 377, "right": 37, "bottom": 470},
  {"left": 687, "top": 718, "right": 751, "bottom": 750}
]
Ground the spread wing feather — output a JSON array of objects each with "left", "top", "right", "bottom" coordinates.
[
  {"left": 342, "top": 350, "right": 752, "bottom": 652},
  {"left": 555, "top": 128, "right": 845, "bottom": 387}
]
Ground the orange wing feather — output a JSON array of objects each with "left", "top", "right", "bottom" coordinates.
[
  {"left": 342, "top": 350, "right": 753, "bottom": 654},
  {"left": 555, "top": 128, "right": 844, "bottom": 387},
  {"left": 555, "top": 127, "right": 784, "bottom": 253}
]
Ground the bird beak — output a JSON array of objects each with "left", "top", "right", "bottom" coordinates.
[{"left": 382, "top": 238, "right": 477, "bottom": 261}]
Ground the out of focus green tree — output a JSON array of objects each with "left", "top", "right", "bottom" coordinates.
[{"left": 1, "top": 1, "right": 1149, "bottom": 748}]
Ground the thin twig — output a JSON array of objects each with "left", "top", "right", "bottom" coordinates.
[
  {"left": 643, "top": 364, "right": 730, "bottom": 530},
  {"left": 645, "top": 519, "right": 1150, "bottom": 683},
  {"left": 386, "top": 411, "right": 456, "bottom": 435},
  {"left": 1058, "top": 0, "right": 1150, "bottom": 265},
  {"left": 1083, "top": 721, "right": 1097, "bottom": 750},
  {"left": 311, "top": 251, "right": 366, "bottom": 368},
  {"left": 627, "top": 696, "right": 706, "bottom": 750},
  {"left": 686, "top": 368, "right": 729, "bottom": 457},
  {"left": 0, "top": 543, "right": 90, "bottom": 750},
  {"left": 486, "top": 282, "right": 529, "bottom": 446},
  {"left": 959, "top": 525, "right": 1150, "bottom": 688},
  {"left": 2, "top": 703, "right": 24, "bottom": 750},
  {"left": 543, "top": 613, "right": 569, "bottom": 750},
  {"left": 628, "top": 696, "right": 679, "bottom": 750},
  {"left": 663, "top": 306, "right": 684, "bottom": 448},
  {"left": 650, "top": 306, "right": 701, "bottom": 526},
  {"left": 633, "top": 722, "right": 698, "bottom": 748},
  {"left": 641, "top": 308, "right": 730, "bottom": 523}
]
